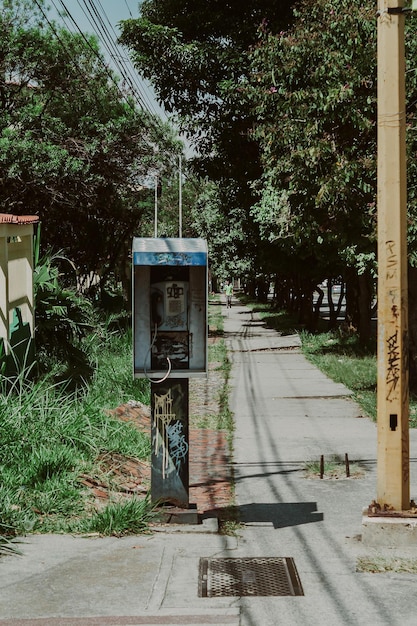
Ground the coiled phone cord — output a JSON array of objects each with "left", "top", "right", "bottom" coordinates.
[{"left": 143, "top": 323, "right": 172, "bottom": 384}]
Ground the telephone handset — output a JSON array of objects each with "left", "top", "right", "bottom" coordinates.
[{"left": 150, "top": 281, "right": 188, "bottom": 331}]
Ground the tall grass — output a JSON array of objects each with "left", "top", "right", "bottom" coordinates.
[
  {"left": 300, "top": 330, "right": 378, "bottom": 420},
  {"left": 1, "top": 296, "right": 234, "bottom": 539},
  {"left": 0, "top": 327, "right": 153, "bottom": 537},
  {"left": 86, "top": 496, "right": 154, "bottom": 536},
  {"left": 209, "top": 295, "right": 233, "bottom": 433}
]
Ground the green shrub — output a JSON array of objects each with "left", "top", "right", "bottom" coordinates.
[{"left": 85, "top": 497, "right": 154, "bottom": 536}]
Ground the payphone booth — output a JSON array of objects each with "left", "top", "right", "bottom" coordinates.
[{"left": 132, "top": 237, "right": 208, "bottom": 512}]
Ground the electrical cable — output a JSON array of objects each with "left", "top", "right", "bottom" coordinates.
[
  {"left": 94, "top": 0, "right": 159, "bottom": 116},
  {"left": 54, "top": 0, "right": 140, "bottom": 113},
  {"left": 34, "top": 0, "right": 179, "bottom": 162},
  {"left": 54, "top": 0, "right": 168, "bottom": 125},
  {"left": 85, "top": 0, "right": 169, "bottom": 120},
  {"left": 124, "top": 0, "right": 133, "bottom": 18},
  {"left": 31, "top": 0, "right": 175, "bottom": 205},
  {"left": 32, "top": 0, "right": 107, "bottom": 113},
  {"left": 80, "top": 0, "right": 149, "bottom": 111},
  {"left": 75, "top": 0, "right": 162, "bottom": 117}
]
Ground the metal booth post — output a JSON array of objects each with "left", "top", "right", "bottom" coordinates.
[{"left": 132, "top": 238, "right": 208, "bottom": 515}]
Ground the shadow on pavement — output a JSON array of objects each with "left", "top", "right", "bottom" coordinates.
[{"left": 239, "top": 501, "right": 323, "bottom": 529}]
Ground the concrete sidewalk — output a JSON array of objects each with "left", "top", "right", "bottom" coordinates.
[
  {"left": 224, "top": 299, "right": 417, "bottom": 626},
  {"left": 1, "top": 298, "right": 417, "bottom": 625}
]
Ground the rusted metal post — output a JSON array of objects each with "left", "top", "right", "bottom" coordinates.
[
  {"left": 345, "top": 453, "right": 350, "bottom": 478},
  {"left": 376, "top": 0, "right": 410, "bottom": 510}
]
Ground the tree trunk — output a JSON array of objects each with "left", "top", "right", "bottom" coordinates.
[
  {"left": 357, "top": 272, "right": 372, "bottom": 345},
  {"left": 312, "top": 285, "right": 324, "bottom": 329},
  {"left": 345, "top": 267, "right": 373, "bottom": 345}
]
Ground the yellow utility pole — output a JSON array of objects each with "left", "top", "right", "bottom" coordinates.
[{"left": 376, "top": 0, "right": 410, "bottom": 511}]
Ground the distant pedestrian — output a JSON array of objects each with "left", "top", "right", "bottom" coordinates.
[{"left": 225, "top": 280, "right": 233, "bottom": 308}]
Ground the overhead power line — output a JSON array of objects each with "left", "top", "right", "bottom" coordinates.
[
  {"left": 124, "top": 0, "right": 133, "bottom": 18},
  {"left": 53, "top": 0, "right": 165, "bottom": 119},
  {"left": 32, "top": 0, "right": 184, "bottom": 153},
  {"left": 50, "top": 0, "right": 146, "bottom": 114},
  {"left": 94, "top": 0, "right": 159, "bottom": 115},
  {"left": 32, "top": 0, "right": 108, "bottom": 112},
  {"left": 75, "top": 0, "right": 143, "bottom": 105}
]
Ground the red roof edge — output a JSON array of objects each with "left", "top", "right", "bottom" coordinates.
[{"left": 0, "top": 214, "right": 39, "bottom": 225}]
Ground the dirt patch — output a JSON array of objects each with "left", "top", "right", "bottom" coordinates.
[{"left": 80, "top": 374, "right": 233, "bottom": 517}]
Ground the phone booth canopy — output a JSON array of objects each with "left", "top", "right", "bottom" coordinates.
[{"left": 132, "top": 237, "right": 208, "bottom": 379}]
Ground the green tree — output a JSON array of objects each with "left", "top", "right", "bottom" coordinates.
[
  {"left": 119, "top": 0, "right": 295, "bottom": 148},
  {"left": 244, "top": 0, "right": 378, "bottom": 337},
  {"left": 0, "top": 0, "right": 182, "bottom": 300},
  {"left": 119, "top": 0, "right": 297, "bottom": 281},
  {"left": 33, "top": 249, "right": 94, "bottom": 386},
  {"left": 246, "top": 0, "right": 417, "bottom": 352}
]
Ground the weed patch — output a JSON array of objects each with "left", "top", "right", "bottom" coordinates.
[
  {"left": 357, "top": 556, "right": 417, "bottom": 574},
  {"left": 85, "top": 496, "right": 154, "bottom": 536},
  {"left": 304, "top": 457, "right": 365, "bottom": 480}
]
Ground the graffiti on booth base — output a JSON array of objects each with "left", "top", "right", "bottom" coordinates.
[
  {"left": 166, "top": 421, "right": 188, "bottom": 473},
  {"left": 153, "top": 388, "right": 188, "bottom": 479}
]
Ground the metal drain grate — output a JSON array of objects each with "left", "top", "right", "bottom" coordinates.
[{"left": 198, "top": 557, "right": 304, "bottom": 597}]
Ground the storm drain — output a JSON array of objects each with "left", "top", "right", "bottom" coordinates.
[{"left": 198, "top": 557, "right": 304, "bottom": 597}]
